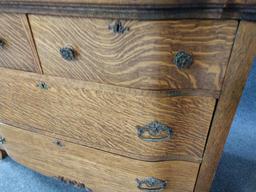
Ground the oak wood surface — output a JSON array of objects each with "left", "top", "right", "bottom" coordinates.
[
  {"left": 20, "top": 14, "right": 43, "bottom": 74},
  {"left": 0, "top": 68, "right": 216, "bottom": 162},
  {"left": 0, "top": 124, "right": 200, "bottom": 192},
  {"left": 195, "top": 21, "right": 256, "bottom": 192},
  {"left": 1, "top": 0, "right": 256, "bottom": 6},
  {"left": 0, "top": 1, "right": 256, "bottom": 20},
  {"left": 0, "top": 13, "right": 39, "bottom": 72},
  {"left": 29, "top": 16, "right": 237, "bottom": 91}
]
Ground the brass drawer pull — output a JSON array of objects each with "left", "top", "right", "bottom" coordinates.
[
  {"left": 0, "top": 39, "right": 6, "bottom": 49},
  {"left": 136, "top": 177, "right": 167, "bottom": 191},
  {"left": 60, "top": 47, "right": 76, "bottom": 61},
  {"left": 0, "top": 136, "right": 6, "bottom": 144},
  {"left": 173, "top": 51, "right": 193, "bottom": 69},
  {"left": 108, "top": 20, "right": 129, "bottom": 34},
  {"left": 137, "top": 121, "right": 173, "bottom": 142},
  {"left": 36, "top": 81, "right": 48, "bottom": 90}
]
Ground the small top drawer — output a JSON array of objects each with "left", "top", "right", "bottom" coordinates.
[
  {"left": 29, "top": 15, "right": 237, "bottom": 91},
  {"left": 0, "top": 14, "right": 38, "bottom": 72}
]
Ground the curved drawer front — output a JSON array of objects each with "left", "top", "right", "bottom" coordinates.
[
  {"left": 0, "top": 125, "right": 200, "bottom": 192},
  {"left": 0, "top": 14, "right": 38, "bottom": 72},
  {"left": 29, "top": 15, "right": 237, "bottom": 90},
  {"left": 0, "top": 69, "right": 216, "bottom": 162}
]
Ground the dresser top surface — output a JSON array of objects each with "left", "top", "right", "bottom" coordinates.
[
  {"left": 1, "top": 0, "right": 256, "bottom": 6},
  {"left": 1, "top": 0, "right": 256, "bottom": 20}
]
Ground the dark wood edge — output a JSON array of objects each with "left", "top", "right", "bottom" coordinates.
[
  {"left": 1, "top": 1, "right": 256, "bottom": 9},
  {"left": 0, "top": 149, "right": 7, "bottom": 159},
  {"left": 194, "top": 21, "right": 256, "bottom": 192},
  {"left": 0, "top": 2, "right": 256, "bottom": 20}
]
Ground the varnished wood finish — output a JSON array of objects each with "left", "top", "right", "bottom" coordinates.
[
  {"left": 0, "top": 124, "right": 200, "bottom": 192},
  {"left": 0, "top": 14, "right": 39, "bottom": 72},
  {"left": 0, "top": 68, "right": 216, "bottom": 162},
  {"left": 195, "top": 21, "right": 256, "bottom": 192},
  {"left": 20, "top": 14, "right": 43, "bottom": 74},
  {"left": 2, "top": 0, "right": 256, "bottom": 6},
  {"left": 0, "top": 2, "right": 254, "bottom": 191},
  {"left": 1, "top": 2, "right": 256, "bottom": 20},
  {"left": 30, "top": 16, "right": 237, "bottom": 91}
]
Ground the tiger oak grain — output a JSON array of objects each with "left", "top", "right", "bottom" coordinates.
[
  {"left": 0, "top": 68, "right": 216, "bottom": 162},
  {"left": 0, "top": 14, "right": 40, "bottom": 72},
  {"left": 0, "top": 124, "right": 200, "bottom": 192},
  {"left": 195, "top": 21, "right": 256, "bottom": 192},
  {"left": 29, "top": 16, "right": 237, "bottom": 91}
]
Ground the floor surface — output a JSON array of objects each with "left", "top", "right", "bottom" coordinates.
[{"left": 0, "top": 60, "right": 256, "bottom": 192}]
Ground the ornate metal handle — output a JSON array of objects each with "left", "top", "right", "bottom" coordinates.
[
  {"left": 0, "top": 39, "right": 6, "bottom": 49},
  {"left": 36, "top": 81, "right": 48, "bottom": 90},
  {"left": 136, "top": 177, "right": 167, "bottom": 191},
  {"left": 137, "top": 121, "right": 173, "bottom": 142},
  {"left": 0, "top": 136, "right": 6, "bottom": 144},
  {"left": 60, "top": 47, "right": 76, "bottom": 61},
  {"left": 173, "top": 51, "right": 193, "bottom": 69},
  {"left": 108, "top": 20, "right": 129, "bottom": 34}
]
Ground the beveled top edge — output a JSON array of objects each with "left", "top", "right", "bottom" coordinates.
[
  {"left": 1, "top": 0, "right": 256, "bottom": 6},
  {"left": 0, "top": 1, "right": 256, "bottom": 20}
]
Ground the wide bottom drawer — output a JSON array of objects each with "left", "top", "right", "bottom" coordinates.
[{"left": 0, "top": 123, "right": 199, "bottom": 192}]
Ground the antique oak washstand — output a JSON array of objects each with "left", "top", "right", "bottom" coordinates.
[{"left": 0, "top": 1, "right": 256, "bottom": 192}]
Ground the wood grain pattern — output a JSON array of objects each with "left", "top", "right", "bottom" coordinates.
[
  {"left": 29, "top": 16, "right": 237, "bottom": 91},
  {"left": 20, "top": 14, "right": 43, "bottom": 74},
  {"left": 0, "top": 124, "right": 200, "bottom": 192},
  {"left": 195, "top": 21, "right": 256, "bottom": 192},
  {"left": 2, "top": 0, "right": 256, "bottom": 6},
  {"left": 0, "top": 5, "right": 255, "bottom": 21},
  {"left": 0, "top": 68, "right": 216, "bottom": 162},
  {"left": 0, "top": 1, "right": 256, "bottom": 21},
  {"left": 0, "top": 13, "right": 39, "bottom": 72}
]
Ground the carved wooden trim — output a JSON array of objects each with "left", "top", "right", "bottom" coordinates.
[
  {"left": 0, "top": 2, "right": 255, "bottom": 20},
  {"left": 194, "top": 21, "right": 256, "bottom": 192}
]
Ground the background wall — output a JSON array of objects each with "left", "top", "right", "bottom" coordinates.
[{"left": 0, "top": 60, "right": 256, "bottom": 192}]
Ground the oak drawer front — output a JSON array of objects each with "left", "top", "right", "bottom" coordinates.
[
  {"left": 0, "top": 69, "right": 215, "bottom": 162},
  {"left": 0, "top": 124, "right": 200, "bottom": 192},
  {"left": 29, "top": 15, "right": 237, "bottom": 91},
  {"left": 0, "top": 14, "right": 38, "bottom": 72}
]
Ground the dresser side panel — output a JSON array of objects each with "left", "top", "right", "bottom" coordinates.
[{"left": 195, "top": 21, "right": 256, "bottom": 192}]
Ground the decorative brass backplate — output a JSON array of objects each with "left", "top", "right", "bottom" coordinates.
[
  {"left": 137, "top": 121, "right": 173, "bottom": 142},
  {"left": 173, "top": 51, "right": 193, "bottom": 69},
  {"left": 136, "top": 177, "right": 167, "bottom": 191},
  {"left": 60, "top": 47, "right": 76, "bottom": 61}
]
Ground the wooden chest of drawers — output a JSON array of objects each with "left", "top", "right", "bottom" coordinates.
[{"left": 0, "top": 1, "right": 256, "bottom": 192}]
